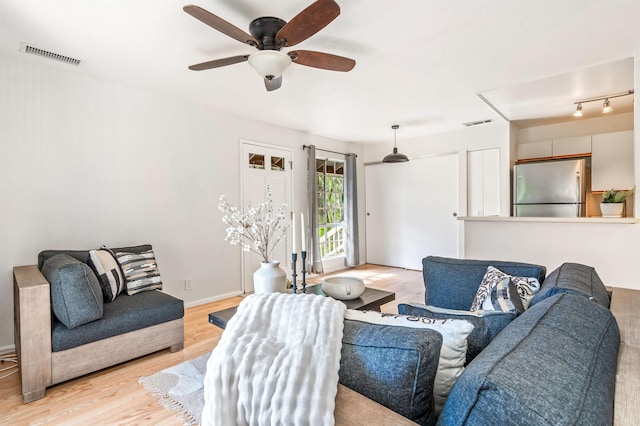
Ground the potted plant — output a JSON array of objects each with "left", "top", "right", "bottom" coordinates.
[
  {"left": 600, "top": 187, "right": 635, "bottom": 217},
  {"left": 218, "top": 184, "right": 290, "bottom": 293}
]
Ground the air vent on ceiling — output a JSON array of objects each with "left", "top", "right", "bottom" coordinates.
[
  {"left": 20, "top": 42, "right": 83, "bottom": 66},
  {"left": 462, "top": 119, "right": 494, "bottom": 127}
]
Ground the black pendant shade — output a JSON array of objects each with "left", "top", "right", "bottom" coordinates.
[
  {"left": 382, "top": 147, "right": 409, "bottom": 163},
  {"left": 382, "top": 124, "right": 409, "bottom": 163}
]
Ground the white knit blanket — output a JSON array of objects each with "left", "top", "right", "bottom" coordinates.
[{"left": 202, "top": 293, "right": 347, "bottom": 426}]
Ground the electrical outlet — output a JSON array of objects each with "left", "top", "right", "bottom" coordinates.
[{"left": 184, "top": 279, "right": 192, "bottom": 291}]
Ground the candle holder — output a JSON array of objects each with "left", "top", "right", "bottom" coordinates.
[
  {"left": 291, "top": 252, "right": 298, "bottom": 294},
  {"left": 301, "top": 251, "right": 307, "bottom": 293}
]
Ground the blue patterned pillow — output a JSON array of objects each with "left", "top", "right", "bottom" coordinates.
[
  {"left": 113, "top": 247, "right": 163, "bottom": 295},
  {"left": 481, "top": 277, "right": 525, "bottom": 314}
]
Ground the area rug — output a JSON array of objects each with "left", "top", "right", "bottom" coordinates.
[{"left": 139, "top": 352, "right": 210, "bottom": 426}]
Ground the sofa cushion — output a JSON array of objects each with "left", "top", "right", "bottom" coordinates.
[
  {"left": 112, "top": 245, "right": 163, "bottom": 295},
  {"left": 437, "top": 293, "right": 620, "bottom": 426},
  {"left": 88, "top": 248, "right": 125, "bottom": 302},
  {"left": 41, "top": 254, "right": 104, "bottom": 329},
  {"left": 529, "top": 262, "right": 610, "bottom": 308},
  {"left": 51, "top": 289, "right": 184, "bottom": 352},
  {"left": 422, "top": 257, "right": 546, "bottom": 310},
  {"left": 344, "top": 310, "right": 473, "bottom": 415},
  {"left": 398, "top": 303, "right": 515, "bottom": 365},
  {"left": 339, "top": 318, "right": 443, "bottom": 426}
]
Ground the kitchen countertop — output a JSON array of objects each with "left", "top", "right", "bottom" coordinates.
[{"left": 457, "top": 216, "right": 638, "bottom": 224}]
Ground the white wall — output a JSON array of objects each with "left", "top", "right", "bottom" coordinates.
[
  {"left": 518, "top": 111, "right": 633, "bottom": 143},
  {"left": 0, "top": 56, "right": 360, "bottom": 348}
]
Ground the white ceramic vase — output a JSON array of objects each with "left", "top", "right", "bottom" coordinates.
[
  {"left": 253, "top": 260, "right": 287, "bottom": 294},
  {"left": 600, "top": 202, "right": 624, "bottom": 218}
]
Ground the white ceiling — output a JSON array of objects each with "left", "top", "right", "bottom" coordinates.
[{"left": 1, "top": 0, "right": 639, "bottom": 144}]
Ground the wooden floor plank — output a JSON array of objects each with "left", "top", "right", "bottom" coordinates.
[{"left": 0, "top": 265, "right": 423, "bottom": 424}]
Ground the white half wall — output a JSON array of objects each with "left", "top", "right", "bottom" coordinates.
[
  {"left": 464, "top": 219, "right": 640, "bottom": 290},
  {"left": 0, "top": 56, "right": 361, "bottom": 348}
]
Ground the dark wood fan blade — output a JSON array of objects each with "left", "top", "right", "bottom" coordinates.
[
  {"left": 264, "top": 76, "right": 283, "bottom": 91},
  {"left": 289, "top": 50, "right": 355, "bottom": 72},
  {"left": 189, "top": 55, "right": 249, "bottom": 71},
  {"left": 276, "top": 0, "right": 340, "bottom": 47},
  {"left": 183, "top": 5, "right": 258, "bottom": 47}
]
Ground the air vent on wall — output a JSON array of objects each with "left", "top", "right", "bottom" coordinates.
[
  {"left": 462, "top": 119, "right": 494, "bottom": 127},
  {"left": 20, "top": 42, "right": 83, "bottom": 66}
]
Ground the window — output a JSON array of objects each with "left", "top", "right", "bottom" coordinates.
[{"left": 316, "top": 158, "right": 345, "bottom": 258}]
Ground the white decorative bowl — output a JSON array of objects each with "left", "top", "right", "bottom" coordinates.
[{"left": 322, "top": 276, "right": 365, "bottom": 300}]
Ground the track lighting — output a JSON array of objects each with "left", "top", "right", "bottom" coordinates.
[
  {"left": 573, "top": 89, "right": 633, "bottom": 117},
  {"left": 382, "top": 125, "right": 409, "bottom": 163},
  {"left": 573, "top": 103, "right": 583, "bottom": 117}
]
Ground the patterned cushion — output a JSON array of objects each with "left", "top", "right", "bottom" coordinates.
[
  {"left": 41, "top": 254, "right": 104, "bottom": 329},
  {"left": 345, "top": 309, "right": 474, "bottom": 414},
  {"left": 471, "top": 266, "right": 540, "bottom": 311},
  {"left": 88, "top": 248, "right": 124, "bottom": 302},
  {"left": 512, "top": 275, "right": 541, "bottom": 310},
  {"left": 481, "top": 277, "right": 525, "bottom": 314},
  {"left": 113, "top": 246, "right": 163, "bottom": 295},
  {"left": 398, "top": 303, "right": 516, "bottom": 365}
]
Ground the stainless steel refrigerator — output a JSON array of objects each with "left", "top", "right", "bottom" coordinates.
[{"left": 513, "top": 158, "right": 586, "bottom": 217}]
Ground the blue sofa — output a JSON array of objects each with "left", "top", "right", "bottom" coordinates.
[{"left": 400, "top": 257, "right": 620, "bottom": 426}]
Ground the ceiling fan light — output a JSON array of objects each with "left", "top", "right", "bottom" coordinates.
[
  {"left": 602, "top": 98, "right": 613, "bottom": 113},
  {"left": 573, "top": 103, "right": 583, "bottom": 117},
  {"left": 248, "top": 50, "right": 292, "bottom": 79}
]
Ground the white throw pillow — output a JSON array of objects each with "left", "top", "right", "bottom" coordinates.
[{"left": 344, "top": 309, "right": 474, "bottom": 413}]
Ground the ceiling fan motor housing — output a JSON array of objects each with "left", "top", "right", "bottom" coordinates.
[{"left": 249, "top": 17, "right": 287, "bottom": 50}]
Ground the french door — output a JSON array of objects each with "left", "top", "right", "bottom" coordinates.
[{"left": 241, "top": 141, "right": 293, "bottom": 293}]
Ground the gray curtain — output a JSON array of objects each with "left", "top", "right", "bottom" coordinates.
[
  {"left": 344, "top": 153, "right": 360, "bottom": 267},
  {"left": 307, "top": 145, "right": 323, "bottom": 273}
]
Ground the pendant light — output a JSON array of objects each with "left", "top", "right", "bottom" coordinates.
[{"left": 382, "top": 125, "right": 409, "bottom": 163}]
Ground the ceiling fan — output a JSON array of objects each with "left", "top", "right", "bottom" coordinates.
[{"left": 183, "top": 0, "right": 356, "bottom": 91}]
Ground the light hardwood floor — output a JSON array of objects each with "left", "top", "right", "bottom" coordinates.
[{"left": 0, "top": 264, "right": 423, "bottom": 425}]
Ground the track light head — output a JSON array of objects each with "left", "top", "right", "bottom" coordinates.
[
  {"left": 602, "top": 98, "right": 613, "bottom": 113},
  {"left": 573, "top": 103, "right": 583, "bottom": 117}
]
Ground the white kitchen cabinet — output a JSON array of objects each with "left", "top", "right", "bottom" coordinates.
[
  {"left": 517, "top": 140, "right": 552, "bottom": 160},
  {"left": 591, "top": 130, "right": 634, "bottom": 191},
  {"left": 467, "top": 148, "right": 500, "bottom": 216},
  {"left": 552, "top": 135, "right": 591, "bottom": 157}
]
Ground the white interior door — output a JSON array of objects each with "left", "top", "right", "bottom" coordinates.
[
  {"left": 365, "top": 153, "right": 459, "bottom": 270},
  {"left": 241, "top": 142, "right": 292, "bottom": 293},
  {"left": 365, "top": 163, "right": 406, "bottom": 267}
]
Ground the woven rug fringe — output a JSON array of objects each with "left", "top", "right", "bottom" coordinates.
[{"left": 139, "top": 376, "right": 199, "bottom": 426}]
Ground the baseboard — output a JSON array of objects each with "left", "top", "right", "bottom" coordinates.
[
  {"left": 184, "top": 290, "right": 244, "bottom": 308},
  {"left": 0, "top": 344, "right": 16, "bottom": 354}
]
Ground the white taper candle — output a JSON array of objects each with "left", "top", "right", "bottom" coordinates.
[{"left": 292, "top": 213, "right": 297, "bottom": 254}]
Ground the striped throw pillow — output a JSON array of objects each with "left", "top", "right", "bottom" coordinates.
[
  {"left": 113, "top": 247, "right": 163, "bottom": 295},
  {"left": 88, "top": 248, "right": 124, "bottom": 302}
]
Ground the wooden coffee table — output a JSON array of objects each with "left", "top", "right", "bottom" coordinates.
[{"left": 208, "top": 284, "right": 395, "bottom": 329}]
